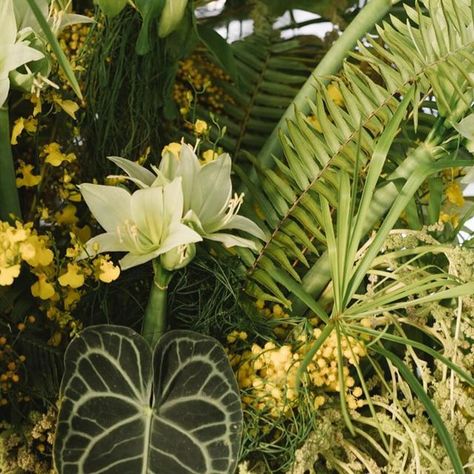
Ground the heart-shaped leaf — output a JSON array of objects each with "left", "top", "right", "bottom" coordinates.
[{"left": 54, "top": 326, "right": 243, "bottom": 473}]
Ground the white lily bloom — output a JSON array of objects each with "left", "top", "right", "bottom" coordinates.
[
  {"left": 108, "top": 144, "right": 266, "bottom": 250},
  {"left": 0, "top": 0, "right": 44, "bottom": 107},
  {"left": 79, "top": 178, "right": 202, "bottom": 270}
]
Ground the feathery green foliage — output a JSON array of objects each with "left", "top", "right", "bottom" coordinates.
[{"left": 239, "top": 0, "right": 474, "bottom": 310}]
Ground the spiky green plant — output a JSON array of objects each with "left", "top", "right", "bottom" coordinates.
[{"left": 232, "top": 0, "right": 474, "bottom": 471}]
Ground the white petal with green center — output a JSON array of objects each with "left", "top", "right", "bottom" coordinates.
[
  {"left": 220, "top": 215, "right": 267, "bottom": 240},
  {"left": 108, "top": 156, "right": 156, "bottom": 188},
  {"left": 175, "top": 144, "right": 201, "bottom": 211},
  {"left": 130, "top": 186, "right": 165, "bottom": 245},
  {"left": 119, "top": 251, "right": 162, "bottom": 270},
  {"left": 0, "top": 0, "right": 16, "bottom": 45},
  {"left": 81, "top": 232, "right": 128, "bottom": 257},
  {"left": 2, "top": 43, "right": 44, "bottom": 74},
  {"left": 204, "top": 232, "right": 261, "bottom": 251},
  {"left": 13, "top": 0, "right": 48, "bottom": 32},
  {"left": 160, "top": 222, "right": 202, "bottom": 255},
  {"left": 196, "top": 155, "right": 232, "bottom": 226},
  {"left": 79, "top": 184, "right": 132, "bottom": 234},
  {"left": 162, "top": 177, "right": 185, "bottom": 230}
]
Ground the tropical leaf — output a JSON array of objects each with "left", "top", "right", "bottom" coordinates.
[
  {"left": 239, "top": 0, "right": 474, "bottom": 309},
  {"left": 54, "top": 326, "right": 242, "bottom": 474},
  {"left": 197, "top": 28, "right": 326, "bottom": 159}
]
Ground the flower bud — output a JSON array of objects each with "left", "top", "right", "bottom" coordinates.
[
  {"left": 158, "top": 0, "right": 188, "bottom": 38},
  {"left": 160, "top": 243, "right": 195, "bottom": 271}
]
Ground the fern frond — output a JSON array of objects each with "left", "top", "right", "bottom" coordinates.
[
  {"left": 198, "top": 30, "right": 326, "bottom": 158},
  {"left": 241, "top": 0, "right": 474, "bottom": 308}
]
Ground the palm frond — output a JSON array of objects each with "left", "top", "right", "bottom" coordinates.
[
  {"left": 239, "top": 0, "right": 474, "bottom": 308},
  {"left": 198, "top": 30, "right": 327, "bottom": 159}
]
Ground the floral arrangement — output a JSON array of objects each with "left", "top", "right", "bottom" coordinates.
[{"left": 1, "top": 0, "right": 474, "bottom": 473}]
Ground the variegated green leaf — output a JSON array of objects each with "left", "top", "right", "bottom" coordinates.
[{"left": 54, "top": 326, "right": 242, "bottom": 474}]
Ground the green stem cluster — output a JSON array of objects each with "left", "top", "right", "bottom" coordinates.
[
  {"left": 142, "top": 260, "right": 173, "bottom": 348},
  {"left": 0, "top": 106, "right": 21, "bottom": 221}
]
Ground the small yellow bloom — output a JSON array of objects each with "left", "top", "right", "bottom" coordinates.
[
  {"left": 194, "top": 119, "right": 208, "bottom": 135},
  {"left": 162, "top": 142, "right": 182, "bottom": 158},
  {"left": 64, "top": 288, "right": 82, "bottom": 310},
  {"left": 53, "top": 96, "right": 80, "bottom": 120},
  {"left": 55, "top": 204, "right": 79, "bottom": 226},
  {"left": 11, "top": 116, "right": 38, "bottom": 145},
  {"left": 74, "top": 225, "right": 92, "bottom": 244},
  {"left": 58, "top": 263, "right": 85, "bottom": 289},
  {"left": 21, "top": 235, "right": 54, "bottom": 267},
  {"left": 30, "top": 95, "right": 42, "bottom": 116},
  {"left": 31, "top": 274, "right": 56, "bottom": 300},
  {"left": 16, "top": 163, "right": 41, "bottom": 188},
  {"left": 201, "top": 149, "right": 218, "bottom": 163},
  {"left": 95, "top": 257, "right": 120, "bottom": 283},
  {"left": 445, "top": 181, "right": 465, "bottom": 207},
  {"left": 0, "top": 264, "right": 21, "bottom": 286},
  {"left": 43, "top": 143, "right": 76, "bottom": 167}
]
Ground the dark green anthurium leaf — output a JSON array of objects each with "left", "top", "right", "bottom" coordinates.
[
  {"left": 94, "top": 0, "right": 128, "bottom": 18},
  {"left": 197, "top": 25, "right": 240, "bottom": 87},
  {"left": 54, "top": 326, "right": 243, "bottom": 474}
]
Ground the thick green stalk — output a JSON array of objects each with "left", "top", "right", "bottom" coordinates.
[
  {"left": 142, "top": 260, "right": 173, "bottom": 348},
  {"left": 256, "top": 0, "right": 393, "bottom": 169},
  {"left": 0, "top": 106, "right": 21, "bottom": 221}
]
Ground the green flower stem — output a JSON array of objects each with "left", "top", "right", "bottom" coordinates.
[
  {"left": 0, "top": 106, "right": 21, "bottom": 221},
  {"left": 142, "top": 260, "right": 173, "bottom": 348},
  {"left": 255, "top": 0, "right": 394, "bottom": 170}
]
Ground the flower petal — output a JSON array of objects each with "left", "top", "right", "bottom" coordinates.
[
  {"left": 14, "top": 0, "right": 48, "bottom": 32},
  {"left": 130, "top": 186, "right": 164, "bottom": 244},
  {"left": 119, "top": 251, "right": 160, "bottom": 270},
  {"left": 79, "top": 232, "right": 127, "bottom": 258},
  {"left": 2, "top": 43, "right": 44, "bottom": 75},
  {"left": 176, "top": 144, "right": 201, "bottom": 211},
  {"left": 0, "top": 0, "right": 16, "bottom": 45},
  {"left": 162, "top": 177, "right": 185, "bottom": 229},
  {"left": 220, "top": 215, "right": 267, "bottom": 240},
  {"left": 160, "top": 222, "right": 202, "bottom": 255},
  {"left": 79, "top": 183, "right": 132, "bottom": 233},
  {"left": 204, "top": 232, "right": 260, "bottom": 251},
  {"left": 107, "top": 156, "right": 156, "bottom": 187},
  {"left": 195, "top": 154, "right": 232, "bottom": 225}
]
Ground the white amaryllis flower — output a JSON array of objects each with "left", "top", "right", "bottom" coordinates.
[
  {"left": 108, "top": 144, "right": 266, "bottom": 250},
  {"left": 79, "top": 178, "right": 202, "bottom": 270},
  {"left": 0, "top": 0, "right": 44, "bottom": 107}
]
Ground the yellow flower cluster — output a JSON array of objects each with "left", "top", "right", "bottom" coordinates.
[
  {"left": 0, "top": 336, "right": 27, "bottom": 406},
  {"left": 227, "top": 311, "right": 367, "bottom": 417},
  {"left": 256, "top": 300, "right": 291, "bottom": 338},
  {"left": 173, "top": 53, "right": 234, "bottom": 114},
  {"left": 0, "top": 220, "right": 120, "bottom": 341},
  {"left": 299, "top": 328, "right": 366, "bottom": 410},
  {"left": 59, "top": 22, "right": 92, "bottom": 70},
  {"left": 0, "top": 221, "right": 53, "bottom": 286},
  {"left": 231, "top": 339, "right": 301, "bottom": 418}
]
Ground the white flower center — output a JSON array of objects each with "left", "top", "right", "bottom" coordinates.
[{"left": 222, "top": 192, "right": 244, "bottom": 226}]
